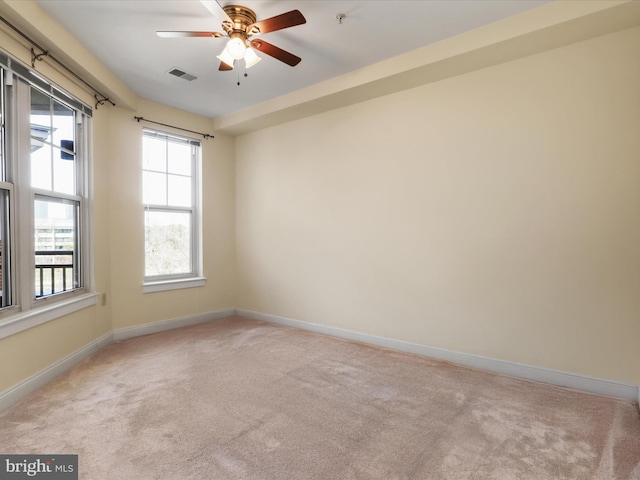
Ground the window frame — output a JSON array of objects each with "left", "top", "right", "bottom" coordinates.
[
  {"left": 0, "top": 182, "right": 14, "bottom": 310},
  {"left": 142, "top": 127, "right": 204, "bottom": 293},
  {"left": 27, "top": 82, "right": 86, "bottom": 304},
  {"left": 33, "top": 193, "right": 82, "bottom": 299}
]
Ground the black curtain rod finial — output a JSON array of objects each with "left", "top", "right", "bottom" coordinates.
[
  {"left": 95, "top": 94, "right": 115, "bottom": 109},
  {"left": 30, "top": 47, "right": 48, "bottom": 68}
]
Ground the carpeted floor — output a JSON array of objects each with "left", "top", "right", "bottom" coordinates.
[{"left": 1, "top": 316, "right": 639, "bottom": 479}]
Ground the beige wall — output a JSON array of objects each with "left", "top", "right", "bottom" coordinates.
[
  {"left": 236, "top": 26, "right": 640, "bottom": 386},
  {"left": 107, "top": 100, "right": 236, "bottom": 330}
]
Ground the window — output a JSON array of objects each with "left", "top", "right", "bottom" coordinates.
[
  {"left": 142, "top": 128, "right": 203, "bottom": 291},
  {"left": 0, "top": 52, "right": 94, "bottom": 338},
  {"left": 31, "top": 87, "right": 82, "bottom": 298}
]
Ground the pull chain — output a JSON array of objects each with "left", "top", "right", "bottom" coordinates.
[{"left": 236, "top": 63, "right": 248, "bottom": 86}]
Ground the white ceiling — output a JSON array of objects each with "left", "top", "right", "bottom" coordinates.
[{"left": 35, "top": 0, "right": 551, "bottom": 120}]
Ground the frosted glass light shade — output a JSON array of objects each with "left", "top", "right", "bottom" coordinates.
[
  {"left": 226, "top": 37, "right": 247, "bottom": 59},
  {"left": 244, "top": 48, "right": 261, "bottom": 69},
  {"left": 216, "top": 47, "right": 235, "bottom": 68}
]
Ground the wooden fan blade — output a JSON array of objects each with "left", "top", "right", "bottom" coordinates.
[
  {"left": 157, "top": 31, "right": 224, "bottom": 38},
  {"left": 219, "top": 61, "right": 233, "bottom": 71},
  {"left": 250, "top": 39, "right": 301, "bottom": 66},
  {"left": 247, "top": 10, "right": 306, "bottom": 35},
  {"left": 200, "top": 0, "right": 232, "bottom": 23}
]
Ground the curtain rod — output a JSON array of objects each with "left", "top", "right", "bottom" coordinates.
[
  {"left": 134, "top": 116, "right": 214, "bottom": 140},
  {"left": 0, "top": 14, "right": 115, "bottom": 110}
]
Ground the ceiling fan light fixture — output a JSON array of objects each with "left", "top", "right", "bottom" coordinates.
[
  {"left": 161, "top": 3, "right": 306, "bottom": 73},
  {"left": 226, "top": 36, "right": 247, "bottom": 60},
  {"left": 216, "top": 45, "right": 235, "bottom": 69},
  {"left": 244, "top": 47, "right": 261, "bottom": 69}
]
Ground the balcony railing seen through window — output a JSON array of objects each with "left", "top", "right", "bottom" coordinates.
[{"left": 35, "top": 250, "right": 74, "bottom": 298}]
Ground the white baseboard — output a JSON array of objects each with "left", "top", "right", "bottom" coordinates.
[
  {"left": 3, "top": 307, "right": 637, "bottom": 413},
  {"left": 0, "top": 308, "right": 236, "bottom": 412},
  {"left": 112, "top": 307, "right": 236, "bottom": 341},
  {"left": 237, "top": 309, "right": 640, "bottom": 402},
  {"left": 0, "top": 331, "right": 113, "bottom": 412}
]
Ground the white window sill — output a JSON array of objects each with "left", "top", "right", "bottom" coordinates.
[
  {"left": 142, "top": 277, "right": 206, "bottom": 294},
  {"left": 0, "top": 292, "right": 99, "bottom": 340}
]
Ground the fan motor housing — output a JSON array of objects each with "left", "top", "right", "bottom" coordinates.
[{"left": 222, "top": 5, "right": 257, "bottom": 35}]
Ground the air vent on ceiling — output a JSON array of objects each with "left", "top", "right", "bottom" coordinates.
[{"left": 167, "top": 68, "right": 197, "bottom": 81}]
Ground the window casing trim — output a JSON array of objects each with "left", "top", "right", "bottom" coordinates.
[
  {"left": 142, "top": 276, "right": 206, "bottom": 294},
  {"left": 0, "top": 291, "right": 98, "bottom": 340}
]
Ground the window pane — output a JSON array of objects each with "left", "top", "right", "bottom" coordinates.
[
  {"left": 31, "top": 88, "right": 52, "bottom": 190},
  {"left": 145, "top": 210, "right": 192, "bottom": 276},
  {"left": 143, "top": 171, "right": 167, "bottom": 205},
  {"left": 168, "top": 174, "right": 191, "bottom": 207},
  {"left": 0, "top": 190, "right": 10, "bottom": 308},
  {"left": 52, "top": 100, "right": 74, "bottom": 149},
  {"left": 167, "top": 142, "right": 191, "bottom": 175},
  {"left": 143, "top": 136, "right": 167, "bottom": 172},
  {"left": 53, "top": 147, "right": 75, "bottom": 195},
  {"left": 0, "top": 73, "right": 3, "bottom": 183},
  {"left": 30, "top": 88, "right": 76, "bottom": 195},
  {"left": 31, "top": 142, "right": 53, "bottom": 190},
  {"left": 30, "top": 88, "right": 51, "bottom": 128},
  {"left": 34, "top": 197, "right": 78, "bottom": 298}
]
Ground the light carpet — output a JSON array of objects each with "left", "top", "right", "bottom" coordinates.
[{"left": 1, "top": 316, "right": 639, "bottom": 479}]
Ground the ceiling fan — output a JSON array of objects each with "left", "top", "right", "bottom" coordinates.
[{"left": 157, "top": 1, "right": 306, "bottom": 71}]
